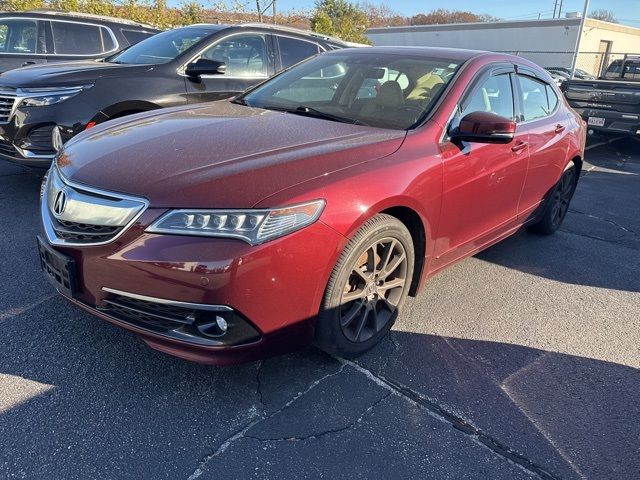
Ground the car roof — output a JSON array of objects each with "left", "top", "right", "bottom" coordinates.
[
  {"left": 323, "top": 46, "right": 489, "bottom": 61},
  {"left": 1, "top": 9, "right": 158, "bottom": 30},
  {"left": 187, "top": 22, "right": 348, "bottom": 46}
]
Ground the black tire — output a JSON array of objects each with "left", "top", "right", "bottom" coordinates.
[
  {"left": 315, "top": 214, "right": 414, "bottom": 358},
  {"left": 528, "top": 162, "right": 578, "bottom": 235}
]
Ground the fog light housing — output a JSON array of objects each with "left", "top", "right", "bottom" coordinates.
[{"left": 196, "top": 315, "right": 229, "bottom": 338}]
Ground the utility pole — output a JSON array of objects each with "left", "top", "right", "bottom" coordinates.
[
  {"left": 558, "top": 0, "right": 563, "bottom": 18},
  {"left": 552, "top": 0, "right": 558, "bottom": 19},
  {"left": 570, "top": 0, "right": 590, "bottom": 78},
  {"left": 256, "top": 0, "right": 262, "bottom": 22},
  {"left": 272, "top": 0, "right": 276, "bottom": 24}
]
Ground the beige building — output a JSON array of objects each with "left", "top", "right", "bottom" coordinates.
[{"left": 367, "top": 15, "right": 640, "bottom": 76}]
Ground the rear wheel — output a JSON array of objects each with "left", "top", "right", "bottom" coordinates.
[
  {"left": 315, "top": 214, "right": 414, "bottom": 358},
  {"left": 528, "top": 162, "right": 577, "bottom": 235}
]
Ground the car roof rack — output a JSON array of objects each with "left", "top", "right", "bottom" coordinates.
[
  {"left": 25, "top": 9, "right": 156, "bottom": 29},
  {"left": 237, "top": 23, "right": 348, "bottom": 45}
]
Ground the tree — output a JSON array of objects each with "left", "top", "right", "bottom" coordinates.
[
  {"left": 359, "top": 2, "right": 406, "bottom": 27},
  {"left": 1, "top": 0, "right": 45, "bottom": 10},
  {"left": 310, "top": 0, "right": 371, "bottom": 44},
  {"left": 410, "top": 9, "right": 498, "bottom": 26},
  {"left": 589, "top": 9, "right": 618, "bottom": 23},
  {"left": 180, "top": 0, "right": 205, "bottom": 24}
]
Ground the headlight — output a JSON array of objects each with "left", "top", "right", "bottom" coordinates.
[
  {"left": 20, "top": 85, "right": 92, "bottom": 107},
  {"left": 146, "top": 200, "right": 326, "bottom": 245}
]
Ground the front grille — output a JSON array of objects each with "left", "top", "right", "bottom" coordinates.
[
  {"left": 0, "top": 95, "right": 17, "bottom": 123},
  {"left": 51, "top": 218, "right": 122, "bottom": 243},
  {"left": 42, "top": 167, "right": 147, "bottom": 246}
]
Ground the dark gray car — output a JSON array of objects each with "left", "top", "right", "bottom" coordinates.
[
  {"left": 0, "top": 10, "right": 158, "bottom": 73},
  {"left": 0, "top": 23, "right": 349, "bottom": 167}
]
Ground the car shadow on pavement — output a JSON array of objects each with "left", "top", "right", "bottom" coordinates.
[
  {"left": 353, "top": 330, "right": 640, "bottom": 480},
  {"left": 1, "top": 300, "right": 638, "bottom": 479},
  {"left": 476, "top": 169, "right": 640, "bottom": 293}
]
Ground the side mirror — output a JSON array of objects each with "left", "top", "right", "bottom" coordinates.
[
  {"left": 451, "top": 111, "right": 516, "bottom": 144},
  {"left": 185, "top": 58, "right": 226, "bottom": 78}
]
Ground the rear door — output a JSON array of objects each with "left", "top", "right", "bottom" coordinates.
[
  {"left": 514, "top": 72, "right": 570, "bottom": 218},
  {"left": 0, "top": 18, "right": 47, "bottom": 72},
  {"left": 184, "top": 32, "right": 274, "bottom": 104},
  {"left": 433, "top": 66, "right": 529, "bottom": 266}
]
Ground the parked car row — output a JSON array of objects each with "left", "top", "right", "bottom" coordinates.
[{"left": 33, "top": 41, "right": 586, "bottom": 363}]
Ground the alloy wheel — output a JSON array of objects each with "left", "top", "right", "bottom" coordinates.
[{"left": 339, "top": 237, "right": 408, "bottom": 343}]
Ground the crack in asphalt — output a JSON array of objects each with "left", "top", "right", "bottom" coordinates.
[
  {"left": 569, "top": 208, "right": 640, "bottom": 238},
  {"left": 245, "top": 392, "right": 392, "bottom": 442},
  {"left": 187, "top": 364, "right": 346, "bottom": 480},
  {"left": 560, "top": 227, "right": 640, "bottom": 251},
  {"left": 340, "top": 358, "right": 560, "bottom": 480},
  {"left": 255, "top": 360, "right": 266, "bottom": 407}
]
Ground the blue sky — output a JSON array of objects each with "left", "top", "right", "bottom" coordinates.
[{"left": 172, "top": 0, "right": 640, "bottom": 28}]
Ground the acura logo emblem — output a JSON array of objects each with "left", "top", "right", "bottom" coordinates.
[{"left": 53, "top": 189, "right": 68, "bottom": 217}]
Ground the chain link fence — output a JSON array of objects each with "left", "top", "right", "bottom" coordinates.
[{"left": 495, "top": 51, "right": 640, "bottom": 79}]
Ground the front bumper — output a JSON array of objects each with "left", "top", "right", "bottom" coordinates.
[
  {"left": 0, "top": 95, "right": 105, "bottom": 168},
  {"left": 42, "top": 210, "right": 346, "bottom": 364},
  {"left": 573, "top": 107, "right": 640, "bottom": 137}
]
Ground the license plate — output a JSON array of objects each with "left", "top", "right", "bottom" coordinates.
[
  {"left": 37, "top": 236, "right": 76, "bottom": 297},
  {"left": 588, "top": 117, "right": 605, "bottom": 127}
]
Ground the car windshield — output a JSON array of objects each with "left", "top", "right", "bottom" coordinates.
[
  {"left": 239, "top": 53, "right": 462, "bottom": 130},
  {"left": 111, "top": 27, "right": 214, "bottom": 65}
]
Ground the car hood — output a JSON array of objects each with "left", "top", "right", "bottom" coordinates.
[
  {"left": 57, "top": 101, "right": 406, "bottom": 208},
  {"left": 0, "top": 61, "right": 153, "bottom": 88}
]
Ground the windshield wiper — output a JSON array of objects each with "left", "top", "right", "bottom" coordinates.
[
  {"left": 230, "top": 97, "right": 248, "bottom": 106},
  {"left": 258, "top": 104, "right": 368, "bottom": 126},
  {"left": 292, "top": 105, "right": 369, "bottom": 126}
]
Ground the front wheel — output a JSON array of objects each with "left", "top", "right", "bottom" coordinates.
[
  {"left": 315, "top": 214, "right": 414, "bottom": 358},
  {"left": 528, "top": 162, "right": 578, "bottom": 235}
]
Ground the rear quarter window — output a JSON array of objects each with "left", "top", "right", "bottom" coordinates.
[{"left": 51, "top": 21, "right": 115, "bottom": 55}]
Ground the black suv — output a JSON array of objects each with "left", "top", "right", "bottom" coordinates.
[
  {"left": 0, "top": 10, "right": 158, "bottom": 73},
  {"left": 0, "top": 23, "right": 348, "bottom": 167}
]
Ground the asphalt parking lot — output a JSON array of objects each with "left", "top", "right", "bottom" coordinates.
[{"left": 0, "top": 137, "right": 638, "bottom": 480}]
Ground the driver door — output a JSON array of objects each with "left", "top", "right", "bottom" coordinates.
[
  {"left": 184, "top": 33, "right": 274, "bottom": 104},
  {"left": 432, "top": 67, "right": 529, "bottom": 268}
]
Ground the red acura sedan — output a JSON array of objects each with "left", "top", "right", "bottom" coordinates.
[{"left": 38, "top": 47, "right": 586, "bottom": 364}]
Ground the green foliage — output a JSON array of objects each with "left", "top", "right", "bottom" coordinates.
[
  {"left": 3, "top": 0, "right": 46, "bottom": 10},
  {"left": 310, "top": 0, "right": 371, "bottom": 44},
  {"left": 179, "top": 0, "right": 204, "bottom": 25}
]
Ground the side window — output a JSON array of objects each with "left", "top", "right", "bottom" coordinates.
[
  {"left": 51, "top": 21, "right": 112, "bottom": 55},
  {"left": 460, "top": 73, "right": 514, "bottom": 120},
  {"left": 517, "top": 75, "right": 552, "bottom": 121},
  {"left": 200, "top": 34, "right": 268, "bottom": 77},
  {"left": 0, "top": 19, "right": 39, "bottom": 53},
  {"left": 546, "top": 84, "right": 559, "bottom": 112},
  {"left": 277, "top": 36, "right": 320, "bottom": 69},
  {"left": 121, "top": 29, "right": 155, "bottom": 46}
]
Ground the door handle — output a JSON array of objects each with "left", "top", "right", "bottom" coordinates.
[
  {"left": 554, "top": 124, "right": 566, "bottom": 134},
  {"left": 511, "top": 141, "right": 528, "bottom": 153}
]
